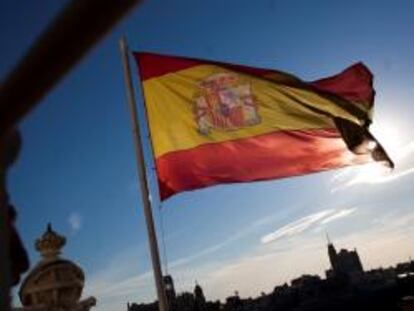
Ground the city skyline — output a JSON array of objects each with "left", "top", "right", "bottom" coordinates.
[
  {"left": 127, "top": 237, "right": 414, "bottom": 310},
  {"left": 140, "top": 234, "right": 414, "bottom": 298},
  {"left": 2, "top": 1, "right": 414, "bottom": 311}
]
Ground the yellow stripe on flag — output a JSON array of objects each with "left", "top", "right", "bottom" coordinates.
[{"left": 142, "top": 64, "right": 367, "bottom": 157}]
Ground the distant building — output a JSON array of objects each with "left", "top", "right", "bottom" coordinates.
[
  {"left": 224, "top": 291, "right": 242, "bottom": 310},
  {"left": 291, "top": 275, "right": 322, "bottom": 289},
  {"left": 396, "top": 259, "right": 414, "bottom": 275},
  {"left": 174, "top": 292, "right": 195, "bottom": 311},
  {"left": 326, "top": 238, "right": 363, "bottom": 281},
  {"left": 194, "top": 282, "right": 206, "bottom": 311},
  {"left": 126, "top": 238, "right": 414, "bottom": 311},
  {"left": 15, "top": 224, "right": 96, "bottom": 311},
  {"left": 127, "top": 302, "right": 157, "bottom": 311},
  {"left": 291, "top": 275, "right": 322, "bottom": 300}
]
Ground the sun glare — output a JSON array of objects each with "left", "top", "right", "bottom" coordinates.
[
  {"left": 370, "top": 121, "right": 403, "bottom": 160},
  {"left": 347, "top": 163, "right": 391, "bottom": 186},
  {"left": 347, "top": 120, "right": 402, "bottom": 185}
]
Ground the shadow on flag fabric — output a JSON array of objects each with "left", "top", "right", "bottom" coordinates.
[{"left": 133, "top": 53, "right": 393, "bottom": 200}]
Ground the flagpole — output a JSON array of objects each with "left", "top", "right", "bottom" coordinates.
[{"left": 119, "top": 37, "right": 169, "bottom": 311}]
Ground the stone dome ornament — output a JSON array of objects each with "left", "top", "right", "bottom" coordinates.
[
  {"left": 35, "top": 223, "right": 66, "bottom": 261},
  {"left": 17, "top": 224, "right": 96, "bottom": 311}
]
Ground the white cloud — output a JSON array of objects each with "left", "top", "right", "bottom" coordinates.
[
  {"left": 68, "top": 212, "right": 82, "bottom": 234},
  {"left": 320, "top": 208, "right": 357, "bottom": 224},
  {"left": 169, "top": 216, "right": 266, "bottom": 268},
  {"left": 261, "top": 208, "right": 357, "bottom": 244},
  {"left": 260, "top": 210, "right": 332, "bottom": 244}
]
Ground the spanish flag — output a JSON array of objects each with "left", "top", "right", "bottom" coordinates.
[{"left": 133, "top": 53, "right": 392, "bottom": 200}]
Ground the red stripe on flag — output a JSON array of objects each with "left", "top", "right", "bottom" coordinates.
[
  {"left": 134, "top": 52, "right": 202, "bottom": 81},
  {"left": 310, "top": 63, "right": 374, "bottom": 106},
  {"left": 133, "top": 52, "right": 275, "bottom": 81},
  {"left": 155, "top": 128, "right": 371, "bottom": 200},
  {"left": 134, "top": 52, "right": 374, "bottom": 106}
]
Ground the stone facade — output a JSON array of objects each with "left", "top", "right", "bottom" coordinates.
[{"left": 15, "top": 224, "right": 96, "bottom": 311}]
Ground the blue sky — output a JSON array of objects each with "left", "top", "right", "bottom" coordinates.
[{"left": 2, "top": 1, "right": 414, "bottom": 310}]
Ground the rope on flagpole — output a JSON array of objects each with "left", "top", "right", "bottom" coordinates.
[{"left": 159, "top": 204, "right": 169, "bottom": 275}]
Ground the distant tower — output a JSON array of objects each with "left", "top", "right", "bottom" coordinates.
[
  {"left": 326, "top": 232, "right": 338, "bottom": 271},
  {"left": 163, "top": 275, "right": 176, "bottom": 304},
  {"left": 194, "top": 281, "right": 206, "bottom": 311},
  {"left": 325, "top": 234, "right": 364, "bottom": 281},
  {"left": 18, "top": 223, "right": 96, "bottom": 311}
]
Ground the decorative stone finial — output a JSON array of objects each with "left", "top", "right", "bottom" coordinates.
[
  {"left": 35, "top": 223, "right": 66, "bottom": 260},
  {"left": 19, "top": 224, "right": 95, "bottom": 311}
]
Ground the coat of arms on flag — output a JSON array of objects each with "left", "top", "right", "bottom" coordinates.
[{"left": 194, "top": 73, "right": 261, "bottom": 135}]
